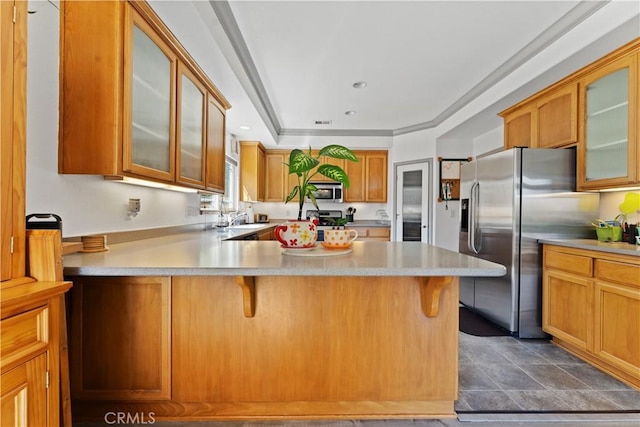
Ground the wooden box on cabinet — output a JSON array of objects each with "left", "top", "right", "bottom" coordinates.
[{"left": 59, "top": 1, "right": 229, "bottom": 192}]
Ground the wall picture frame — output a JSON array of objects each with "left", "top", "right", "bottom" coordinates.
[{"left": 438, "top": 157, "right": 472, "bottom": 202}]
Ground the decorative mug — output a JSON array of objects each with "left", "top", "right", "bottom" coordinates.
[
  {"left": 274, "top": 220, "right": 317, "bottom": 248},
  {"left": 322, "top": 229, "right": 358, "bottom": 248}
]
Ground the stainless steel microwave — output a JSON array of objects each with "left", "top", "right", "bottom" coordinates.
[{"left": 308, "top": 182, "right": 343, "bottom": 203}]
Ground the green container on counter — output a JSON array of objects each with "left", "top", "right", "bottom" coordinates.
[{"left": 595, "top": 226, "right": 622, "bottom": 242}]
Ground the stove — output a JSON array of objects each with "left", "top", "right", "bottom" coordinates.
[{"left": 305, "top": 209, "right": 342, "bottom": 226}]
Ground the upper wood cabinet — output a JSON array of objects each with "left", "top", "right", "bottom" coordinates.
[
  {"left": 206, "top": 96, "right": 226, "bottom": 193},
  {"left": 537, "top": 83, "right": 578, "bottom": 149},
  {"left": 242, "top": 148, "right": 389, "bottom": 203},
  {"left": 345, "top": 151, "right": 388, "bottom": 203},
  {"left": 502, "top": 104, "right": 535, "bottom": 149},
  {"left": 500, "top": 83, "right": 578, "bottom": 150},
  {"left": 240, "top": 141, "right": 266, "bottom": 202},
  {"left": 59, "top": 1, "right": 230, "bottom": 192},
  {"left": 263, "top": 150, "right": 297, "bottom": 202},
  {"left": 501, "top": 38, "right": 640, "bottom": 191},
  {"left": 577, "top": 52, "right": 638, "bottom": 190},
  {"left": 1, "top": 0, "right": 27, "bottom": 282}
]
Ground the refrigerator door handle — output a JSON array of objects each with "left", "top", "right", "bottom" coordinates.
[
  {"left": 468, "top": 181, "right": 480, "bottom": 254},
  {"left": 473, "top": 182, "right": 482, "bottom": 254}
]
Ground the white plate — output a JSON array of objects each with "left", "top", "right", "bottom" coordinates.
[
  {"left": 282, "top": 247, "right": 352, "bottom": 257},
  {"left": 280, "top": 244, "right": 317, "bottom": 252}
]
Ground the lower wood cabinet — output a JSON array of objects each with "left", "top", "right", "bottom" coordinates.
[
  {"left": 69, "top": 276, "right": 171, "bottom": 400},
  {"left": 347, "top": 226, "right": 390, "bottom": 241},
  {"left": 0, "top": 281, "right": 72, "bottom": 427},
  {"left": 543, "top": 245, "right": 640, "bottom": 389}
]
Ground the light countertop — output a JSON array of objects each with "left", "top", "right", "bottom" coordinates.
[
  {"left": 539, "top": 238, "right": 640, "bottom": 257},
  {"left": 62, "top": 229, "right": 505, "bottom": 278}
]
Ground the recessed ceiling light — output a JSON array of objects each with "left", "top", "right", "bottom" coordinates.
[
  {"left": 352, "top": 81, "right": 367, "bottom": 89},
  {"left": 239, "top": 125, "right": 251, "bottom": 130},
  {"left": 345, "top": 110, "right": 356, "bottom": 116}
]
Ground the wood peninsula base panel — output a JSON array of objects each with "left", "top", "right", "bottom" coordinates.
[{"left": 70, "top": 275, "right": 459, "bottom": 421}]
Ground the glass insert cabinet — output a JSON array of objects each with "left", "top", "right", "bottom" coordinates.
[
  {"left": 578, "top": 53, "right": 638, "bottom": 189},
  {"left": 124, "top": 7, "right": 207, "bottom": 187},
  {"left": 59, "top": 1, "right": 229, "bottom": 192}
]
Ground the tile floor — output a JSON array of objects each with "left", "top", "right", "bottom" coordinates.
[{"left": 456, "top": 332, "right": 640, "bottom": 413}]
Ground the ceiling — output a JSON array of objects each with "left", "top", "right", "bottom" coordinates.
[{"left": 196, "top": 1, "right": 616, "bottom": 146}]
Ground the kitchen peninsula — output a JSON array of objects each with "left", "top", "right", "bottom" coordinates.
[{"left": 63, "top": 229, "right": 505, "bottom": 421}]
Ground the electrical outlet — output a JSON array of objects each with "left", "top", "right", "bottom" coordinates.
[{"left": 128, "top": 198, "right": 140, "bottom": 212}]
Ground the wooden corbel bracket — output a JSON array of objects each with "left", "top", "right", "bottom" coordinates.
[
  {"left": 420, "top": 276, "right": 454, "bottom": 318},
  {"left": 235, "top": 276, "right": 256, "bottom": 318}
]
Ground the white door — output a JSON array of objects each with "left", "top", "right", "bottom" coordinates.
[{"left": 395, "top": 161, "right": 431, "bottom": 243}]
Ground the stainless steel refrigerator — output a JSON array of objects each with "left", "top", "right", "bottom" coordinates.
[{"left": 458, "top": 147, "right": 599, "bottom": 338}]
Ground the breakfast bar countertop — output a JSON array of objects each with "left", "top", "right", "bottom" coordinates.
[
  {"left": 539, "top": 238, "right": 640, "bottom": 257},
  {"left": 62, "top": 231, "right": 505, "bottom": 278}
]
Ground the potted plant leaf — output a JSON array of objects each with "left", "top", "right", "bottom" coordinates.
[
  {"left": 285, "top": 145, "right": 358, "bottom": 220},
  {"left": 274, "top": 145, "right": 358, "bottom": 249}
]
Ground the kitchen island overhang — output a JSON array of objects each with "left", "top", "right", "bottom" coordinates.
[{"left": 63, "top": 239, "right": 505, "bottom": 421}]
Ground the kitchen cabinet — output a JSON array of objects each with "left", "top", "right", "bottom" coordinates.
[
  {"left": 502, "top": 104, "right": 534, "bottom": 149},
  {"left": 240, "top": 141, "right": 266, "bottom": 202},
  {"left": 536, "top": 83, "right": 578, "bottom": 148},
  {"left": 346, "top": 226, "right": 390, "bottom": 241},
  {"left": 176, "top": 63, "right": 206, "bottom": 187},
  {"left": 542, "top": 248, "right": 593, "bottom": 351},
  {"left": 264, "top": 150, "right": 298, "bottom": 202},
  {"left": 59, "top": 1, "right": 230, "bottom": 192},
  {"left": 577, "top": 52, "right": 638, "bottom": 190},
  {"left": 206, "top": 95, "right": 226, "bottom": 193},
  {"left": 1, "top": 0, "right": 27, "bottom": 282},
  {"left": 1, "top": 280, "right": 72, "bottom": 427},
  {"left": 543, "top": 245, "right": 640, "bottom": 389},
  {"left": 242, "top": 148, "right": 388, "bottom": 203},
  {"left": 344, "top": 151, "right": 388, "bottom": 203},
  {"left": 500, "top": 83, "right": 578, "bottom": 150},
  {"left": 69, "top": 276, "right": 171, "bottom": 400},
  {"left": 1, "top": 3, "right": 72, "bottom": 425},
  {"left": 309, "top": 150, "right": 345, "bottom": 182}
]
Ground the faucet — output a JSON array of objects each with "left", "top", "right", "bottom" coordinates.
[{"left": 228, "top": 212, "right": 247, "bottom": 226}]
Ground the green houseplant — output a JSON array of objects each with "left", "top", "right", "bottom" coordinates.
[{"left": 285, "top": 145, "right": 358, "bottom": 220}]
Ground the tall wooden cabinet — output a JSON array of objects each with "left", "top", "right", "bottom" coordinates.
[
  {"left": 1, "top": 0, "right": 27, "bottom": 282},
  {"left": 1, "top": 3, "right": 72, "bottom": 426},
  {"left": 59, "top": 1, "right": 230, "bottom": 192}
]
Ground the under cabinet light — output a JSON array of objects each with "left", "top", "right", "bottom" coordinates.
[{"left": 106, "top": 176, "right": 201, "bottom": 193}]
